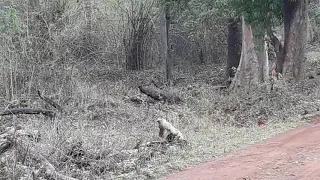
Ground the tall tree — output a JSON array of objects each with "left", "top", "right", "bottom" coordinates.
[
  {"left": 281, "top": 0, "right": 308, "bottom": 80},
  {"left": 254, "top": 30, "right": 269, "bottom": 82},
  {"left": 226, "top": 0, "right": 308, "bottom": 82},
  {"left": 158, "top": 0, "right": 188, "bottom": 84},
  {"left": 230, "top": 16, "right": 259, "bottom": 91},
  {"left": 226, "top": 18, "right": 241, "bottom": 81},
  {"left": 160, "top": 0, "right": 173, "bottom": 83}
]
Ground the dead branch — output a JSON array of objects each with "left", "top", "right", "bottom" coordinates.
[
  {"left": 38, "top": 90, "right": 63, "bottom": 113},
  {"left": 0, "top": 127, "right": 40, "bottom": 151},
  {"left": 151, "top": 80, "right": 165, "bottom": 89},
  {"left": 138, "top": 86, "right": 163, "bottom": 101},
  {"left": 129, "top": 96, "right": 143, "bottom": 104},
  {"left": 212, "top": 86, "right": 228, "bottom": 90},
  {"left": 156, "top": 118, "right": 184, "bottom": 142},
  {"left": 128, "top": 95, "right": 156, "bottom": 104},
  {"left": 138, "top": 86, "right": 182, "bottom": 104},
  {"left": 0, "top": 108, "right": 56, "bottom": 119},
  {"left": 0, "top": 127, "right": 77, "bottom": 180},
  {"left": 35, "top": 153, "right": 79, "bottom": 180},
  {"left": 161, "top": 92, "right": 182, "bottom": 104},
  {"left": 0, "top": 141, "right": 12, "bottom": 155}
]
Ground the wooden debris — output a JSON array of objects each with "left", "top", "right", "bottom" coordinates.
[
  {"left": 129, "top": 96, "right": 143, "bottom": 104},
  {"left": 212, "top": 86, "right": 228, "bottom": 90},
  {"left": 38, "top": 90, "right": 64, "bottom": 113},
  {"left": 138, "top": 86, "right": 182, "bottom": 104},
  {"left": 7, "top": 99, "right": 28, "bottom": 109},
  {"left": 0, "top": 126, "right": 77, "bottom": 180},
  {"left": 0, "top": 108, "right": 56, "bottom": 119},
  {"left": 151, "top": 80, "right": 165, "bottom": 89},
  {"left": 138, "top": 86, "right": 163, "bottom": 101}
]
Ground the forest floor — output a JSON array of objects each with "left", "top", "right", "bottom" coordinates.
[
  {"left": 164, "top": 115, "right": 320, "bottom": 180},
  {"left": 1, "top": 47, "right": 320, "bottom": 179},
  {"left": 161, "top": 49, "right": 320, "bottom": 180}
]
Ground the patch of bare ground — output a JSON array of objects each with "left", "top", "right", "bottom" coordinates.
[{"left": 164, "top": 117, "right": 320, "bottom": 180}]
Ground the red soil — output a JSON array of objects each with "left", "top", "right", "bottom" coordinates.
[{"left": 164, "top": 115, "right": 320, "bottom": 180}]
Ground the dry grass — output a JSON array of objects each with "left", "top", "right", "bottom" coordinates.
[
  {"left": 1, "top": 0, "right": 320, "bottom": 179},
  {"left": 1, "top": 61, "right": 318, "bottom": 179},
  {"left": 1, "top": 53, "right": 320, "bottom": 179}
]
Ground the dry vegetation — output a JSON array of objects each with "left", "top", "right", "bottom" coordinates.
[{"left": 1, "top": 0, "right": 320, "bottom": 180}]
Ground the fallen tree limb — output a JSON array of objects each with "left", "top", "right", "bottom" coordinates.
[
  {"left": 138, "top": 86, "right": 182, "bottom": 104},
  {"left": 0, "top": 140, "right": 13, "bottom": 155},
  {"left": 0, "top": 127, "right": 41, "bottom": 154},
  {"left": 35, "top": 152, "right": 79, "bottom": 180},
  {"left": 212, "top": 86, "right": 228, "bottom": 90},
  {"left": 129, "top": 96, "right": 143, "bottom": 104},
  {"left": 0, "top": 108, "right": 56, "bottom": 119},
  {"left": 38, "top": 90, "right": 63, "bottom": 113},
  {"left": 138, "top": 86, "right": 162, "bottom": 101},
  {"left": 0, "top": 127, "right": 77, "bottom": 180},
  {"left": 128, "top": 96, "right": 157, "bottom": 104},
  {"left": 151, "top": 80, "right": 165, "bottom": 89}
]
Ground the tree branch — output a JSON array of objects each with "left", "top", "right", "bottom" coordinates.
[
  {"left": 138, "top": 86, "right": 182, "bottom": 104},
  {"left": 0, "top": 108, "right": 56, "bottom": 119},
  {"left": 0, "top": 127, "right": 78, "bottom": 180},
  {"left": 38, "top": 90, "right": 63, "bottom": 113}
]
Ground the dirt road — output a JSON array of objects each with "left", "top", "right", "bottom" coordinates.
[{"left": 164, "top": 116, "right": 320, "bottom": 180}]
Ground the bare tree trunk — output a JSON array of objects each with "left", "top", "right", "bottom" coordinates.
[
  {"left": 230, "top": 16, "right": 259, "bottom": 91},
  {"left": 165, "top": 3, "right": 173, "bottom": 83},
  {"left": 84, "top": 0, "right": 92, "bottom": 46},
  {"left": 307, "top": 13, "right": 314, "bottom": 43},
  {"left": 266, "top": 27, "right": 285, "bottom": 75},
  {"left": 226, "top": 18, "right": 241, "bottom": 81},
  {"left": 160, "top": 1, "right": 173, "bottom": 84},
  {"left": 254, "top": 31, "right": 269, "bottom": 82},
  {"left": 282, "top": 0, "right": 308, "bottom": 80},
  {"left": 198, "top": 33, "right": 205, "bottom": 64}
]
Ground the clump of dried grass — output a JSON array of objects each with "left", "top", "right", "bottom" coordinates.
[
  {"left": 1, "top": 0, "right": 320, "bottom": 180},
  {"left": 2, "top": 61, "right": 319, "bottom": 179}
]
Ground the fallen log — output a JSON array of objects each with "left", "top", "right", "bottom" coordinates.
[
  {"left": 212, "top": 86, "right": 228, "bottom": 90},
  {"left": 151, "top": 80, "right": 165, "bottom": 89},
  {"left": 138, "top": 86, "right": 182, "bottom": 104},
  {"left": 0, "top": 108, "right": 56, "bottom": 119},
  {"left": 138, "top": 86, "right": 163, "bottom": 101}
]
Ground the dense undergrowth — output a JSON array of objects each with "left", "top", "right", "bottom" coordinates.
[
  {"left": 1, "top": 56, "right": 320, "bottom": 179},
  {"left": 1, "top": 0, "right": 320, "bottom": 179}
]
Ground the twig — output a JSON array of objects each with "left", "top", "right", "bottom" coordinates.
[
  {"left": 0, "top": 127, "right": 77, "bottom": 180},
  {"left": 37, "top": 90, "right": 63, "bottom": 113},
  {"left": 138, "top": 86, "right": 182, "bottom": 104}
]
